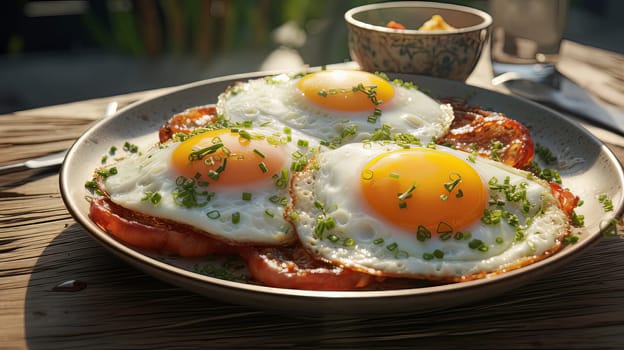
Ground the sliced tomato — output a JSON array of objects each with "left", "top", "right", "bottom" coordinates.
[
  {"left": 438, "top": 98, "right": 535, "bottom": 169},
  {"left": 549, "top": 182, "right": 580, "bottom": 218},
  {"left": 89, "top": 197, "right": 238, "bottom": 257},
  {"left": 159, "top": 105, "right": 218, "bottom": 143},
  {"left": 241, "top": 245, "right": 373, "bottom": 291}
]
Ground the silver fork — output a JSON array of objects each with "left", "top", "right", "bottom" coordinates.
[{"left": 0, "top": 101, "right": 118, "bottom": 175}]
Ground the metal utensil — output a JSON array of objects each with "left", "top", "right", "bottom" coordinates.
[
  {"left": 492, "top": 71, "right": 624, "bottom": 136},
  {"left": 0, "top": 101, "right": 118, "bottom": 175}
]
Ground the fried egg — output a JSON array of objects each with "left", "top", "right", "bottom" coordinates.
[
  {"left": 217, "top": 70, "right": 454, "bottom": 146},
  {"left": 101, "top": 127, "right": 321, "bottom": 245},
  {"left": 290, "top": 142, "right": 570, "bottom": 280}
]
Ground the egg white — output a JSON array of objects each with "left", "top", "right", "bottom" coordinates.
[
  {"left": 101, "top": 127, "right": 322, "bottom": 245},
  {"left": 290, "top": 142, "right": 570, "bottom": 280},
  {"left": 216, "top": 72, "right": 454, "bottom": 146}
]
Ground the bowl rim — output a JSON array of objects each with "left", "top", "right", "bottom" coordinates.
[{"left": 344, "top": 1, "right": 493, "bottom": 35}]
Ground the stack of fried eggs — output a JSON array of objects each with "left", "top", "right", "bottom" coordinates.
[{"left": 96, "top": 69, "right": 571, "bottom": 285}]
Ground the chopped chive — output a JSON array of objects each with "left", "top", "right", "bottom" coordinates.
[
  {"left": 238, "top": 130, "right": 252, "bottom": 140},
  {"left": 437, "top": 221, "right": 453, "bottom": 234},
  {"left": 150, "top": 192, "right": 162, "bottom": 205},
  {"left": 221, "top": 146, "right": 232, "bottom": 157},
  {"left": 468, "top": 239, "right": 484, "bottom": 250},
  {"left": 416, "top": 225, "right": 431, "bottom": 241},
  {"left": 123, "top": 141, "right": 138, "bottom": 153},
  {"left": 206, "top": 210, "right": 221, "bottom": 219},
  {"left": 215, "top": 158, "right": 228, "bottom": 173},
  {"left": 395, "top": 250, "right": 409, "bottom": 259},
  {"left": 84, "top": 179, "right": 98, "bottom": 191},
  {"left": 564, "top": 235, "right": 580, "bottom": 244},
  {"left": 258, "top": 162, "right": 268, "bottom": 173},
  {"left": 242, "top": 192, "right": 252, "bottom": 201},
  {"left": 96, "top": 167, "right": 118, "bottom": 178},
  {"left": 343, "top": 238, "right": 355, "bottom": 247},
  {"left": 433, "top": 249, "right": 444, "bottom": 259},
  {"left": 386, "top": 242, "right": 398, "bottom": 251},
  {"left": 208, "top": 170, "right": 220, "bottom": 180},
  {"left": 232, "top": 212, "right": 241, "bottom": 224},
  {"left": 440, "top": 232, "right": 452, "bottom": 241},
  {"left": 264, "top": 209, "right": 274, "bottom": 218},
  {"left": 398, "top": 183, "right": 418, "bottom": 200},
  {"left": 444, "top": 175, "right": 462, "bottom": 193},
  {"left": 188, "top": 143, "right": 223, "bottom": 161},
  {"left": 297, "top": 139, "right": 309, "bottom": 147},
  {"left": 323, "top": 216, "right": 336, "bottom": 230},
  {"left": 253, "top": 149, "right": 265, "bottom": 158},
  {"left": 373, "top": 238, "right": 384, "bottom": 245}
]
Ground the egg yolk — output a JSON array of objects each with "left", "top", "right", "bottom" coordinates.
[
  {"left": 297, "top": 70, "right": 394, "bottom": 112},
  {"left": 360, "top": 148, "right": 487, "bottom": 234},
  {"left": 171, "top": 129, "right": 287, "bottom": 188}
]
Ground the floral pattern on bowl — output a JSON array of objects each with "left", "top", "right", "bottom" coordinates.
[{"left": 348, "top": 26, "right": 488, "bottom": 80}]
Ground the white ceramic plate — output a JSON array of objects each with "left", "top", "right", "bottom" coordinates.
[{"left": 60, "top": 71, "right": 624, "bottom": 316}]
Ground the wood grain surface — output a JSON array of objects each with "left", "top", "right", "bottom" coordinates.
[{"left": 2, "top": 41, "right": 624, "bottom": 349}]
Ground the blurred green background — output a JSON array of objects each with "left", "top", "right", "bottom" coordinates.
[{"left": 1, "top": 0, "right": 622, "bottom": 113}]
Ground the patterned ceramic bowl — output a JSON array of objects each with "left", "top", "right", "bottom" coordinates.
[{"left": 345, "top": 1, "right": 492, "bottom": 80}]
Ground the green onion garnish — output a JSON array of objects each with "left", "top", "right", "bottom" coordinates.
[
  {"left": 398, "top": 183, "right": 418, "bottom": 200},
  {"left": 258, "top": 162, "right": 268, "bottom": 173},
  {"left": 253, "top": 149, "right": 265, "bottom": 158},
  {"left": 206, "top": 210, "right": 220, "bottom": 219},
  {"left": 232, "top": 212, "right": 241, "bottom": 224}
]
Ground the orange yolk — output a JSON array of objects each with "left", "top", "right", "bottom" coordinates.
[
  {"left": 171, "top": 129, "right": 287, "bottom": 188},
  {"left": 297, "top": 70, "right": 394, "bottom": 112},
  {"left": 360, "top": 148, "right": 487, "bottom": 234}
]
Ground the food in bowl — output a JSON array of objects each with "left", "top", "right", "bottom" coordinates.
[
  {"left": 386, "top": 15, "right": 456, "bottom": 31},
  {"left": 345, "top": 1, "right": 492, "bottom": 80},
  {"left": 418, "top": 14, "right": 456, "bottom": 30},
  {"left": 85, "top": 69, "right": 582, "bottom": 290}
]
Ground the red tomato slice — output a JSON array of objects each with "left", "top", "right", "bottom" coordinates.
[
  {"left": 438, "top": 98, "right": 535, "bottom": 169},
  {"left": 89, "top": 197, "right": 237, "bottom": 257},
  {"left": 549, "top": 182, "right": 580, "bottom": 218},
  {"left": 241, "top": 245, "right": 373, "bottom": 291},
  {"left": 159, "top": 105, "right": 218, "bottom": 143}
]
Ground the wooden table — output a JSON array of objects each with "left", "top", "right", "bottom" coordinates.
[{"left": 2, "top": 41, "right": 624, "bottom": 349}]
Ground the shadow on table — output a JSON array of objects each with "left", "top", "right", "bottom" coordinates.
[{"left": 22, "top": 222, "right": 624, "bottom": 349}]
